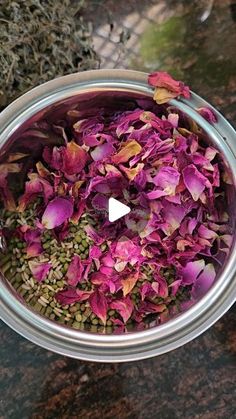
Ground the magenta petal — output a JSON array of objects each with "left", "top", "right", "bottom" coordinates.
[
  {"left": 55, "top": 288, "right": 91, "bottom": 305},
  {"left": 148, "top": 71, "right": 190, "bottom": 99},
  {"left": 192, "top": 264, "right": 216, "bottom": 299},
  {"left": 89, "top": 245, "right": 102, "bottom": 259},
  {"left": 152, "top": 166, "right": 180, "bottom": 194},
  {"left": 89, "top": 290, "right": 108, "bottom": 324},
  {"left": 84, "top": 225, "right": 104, "bottom": 245},
  {"left": 181, "top": 260, "right": 205, "bottom": 285},
  {"left": 114, "top": 237, "right": 141, "bottom": 262},
  {"left": 91, "top": 143, "right": 115, "bottom": 161},
  {"left": 110, "top": 296, "right": 134, "bottom": 323},
  {"left": 66, "top": 255, "right": 84, "bottom": 286},
  {"left": 198, "top": 224, "right": 217, "bottom": 240},
  {"left": 169, "top": 279, "right": 182, "bottom": 296},
  {"left": 24, "top": 228, "right": 43, "bottom": 257},
  {"left": 182, "top": 164, "right": 208, "bottom": 201},
  {"left": 42, "top": 197, "right": 73, "bottom": 229},
  {"left": 28, "top": 261, "right": 51, "bottom": 282},
  {"left": 147, "top": 189, "right": 167, "bottom": 200},
  {"left": 140, "top": 282, "right": 153, "bottom": 301},
  {"left": 91, "top": 194, "right": 108, "bottom": 211},
  {"left": 26, "top": 242, "right": 43, "bottom": 258},
  {"left": 197, "top": 107, "right": 217, "bottom": 124},
  {"left": 24, "top": 229, "right": 41, "bottom": 244},
  {"left": 155, "top": 276, "right": 168, "bottom": 298},
  {"left": 63, "top": 141, "right": 88, "bottom": 175},
  {"left": 18, "top": 175, "right": 54, "bottom": 211}
]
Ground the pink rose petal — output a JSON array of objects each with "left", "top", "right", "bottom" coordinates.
[
  {"left": 192, "top": 264, "right": 216, "bottom": 299},
  {"left": 66, "top": 255, "right": 84, "bottom": 286},
  {"left": 63, "top": 141, "right": 88, "bottom": 175},
  {"left": 42, "top": 197, "right": 73, "bottom": 229},
  {"left": 28, "top": 261, "right": 51, "bottom": 282},
  {"left": 197, "top": 107, "right": 217, "bottom": 124},
  {"left": 152, "top": 166, "right": 180, "bottom": 195},
  {"left": 26, "top": 242, "right": 43, "bottom": 258},
  {"left": 89, "top": 289, "right": 108, "bottom": 325},
  {"left": 110, "top": 296, "right": 134, "bottom": 323},
  {"left": 55, "top": 288, "right": 92, "bottom": 305},
  {"left": 91, "top": 143, "right": 115, "bottom": 161},
  {"left": 183, "top": 164, "right": 209, "bottom": 201},
  {"left": 181, "top": 260, "right": 205, "bottom": 285}
]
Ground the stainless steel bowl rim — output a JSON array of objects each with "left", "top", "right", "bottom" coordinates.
[{"left": 0, "top": 69, "right": 235, "bottom": 362}]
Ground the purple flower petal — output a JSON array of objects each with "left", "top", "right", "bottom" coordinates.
[
  {"left": 84, "top": 225, "right": 104, "bottom": 245},
  {"left": 182, "top": 164, "right": 209, "bottom": 201},
  {"left": 91, "top": 194, "right": 108, "bottom": 211},
  {"left": 114, "top": 237, "right": 141, "bottom": 263},
  {"left": 121, "top": 271, "right": 139, "bottom": 297},
  {"left": 152, "top": 166, "right": 180, "bottom": 195},
  {"left": 66, "top": 255, "right": 84, "bottom": 286},
  {"left": 161, "top": 203, "right": 186, "bottom": 236},
  {"left": 147, "top": 189, "right": 167, "bottom": 200},
  {"left": 89, "top": 289, "right": 108, "bottom": 325},
  {"left": 167, "top": 113, "right": 179, "bottom": 128},
  {"left": 148, "top": 71, "right": 190, "bottom": 104},
  {"left": 18, "top": 174, "right": 54, "bottom": 212},
  {"left": 28, "top": 261, "right": 51, "bottom": 282},
  {"left": 42, "top": 197, "right": 73, "bottom": 229},
  {"left": 91, "top": 143, "right": 115, "bottom": 161},
  {"left": 192, "top": 263, "right": 216, "bottom": 299},
  {"left": 198, "top": 224, "right": 217, "bottom": 240},
  {"left": 26, "top": 242, "right": 43, "bottom": 258},
  {"left": 63, "top": 141, "right": 88, "bottom": 175},
  {"left": 197, "top": 107, "right": 217, "bottom": 124},
  {"left": 140, "top": 282, "right": 153, "bottom": 301},
  {"left": 181, "top": 260, "right": 205, "bottom": 285}
]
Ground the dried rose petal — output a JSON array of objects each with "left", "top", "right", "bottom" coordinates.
[
  {"left": 63, "top": 141, "right": 88, "bottom": 175},
  {"left": 26, "top": 242, "right": 43, "bottom": 258},
  {"left": 121, "top": 271, "right": 139, "bottom": 297},
  {"left": 120, "top": 163, "right": 144, "bottom": 181},
  {"left": 161, "top": 203, "right": 186, "bottom": 236},
  {"left": 66, "top": 255, "right": 84, "bottom": 286},
  {"left": 152, "top": 166, "right": 180, "bottom": 195},
  {"left": 191, "top": 264, "right": 216, "bottom": 299},
  {"left": 112, "top": 140, "right": 142, "bottom": 164},
  {"left": 41, "top": 197, "right": 73, "bottom": 229},
  {"left": 55, "top": 288, "right": 91, "bottom": 305},
  {"left": 181, "top": 260, "right": 205, "bottom": 285},
  {"left": 28, "top": 261, "right": 51, "bottom": 282},
  {"left": 91, "top": 143, "right": 115, "bottom": 161},
  {"left": 110, "top": 297, "right": 134, "bottom": 323},
  {"left": 18, "top": 173, "right": 54, "bottom": 212},
  {"left": 182, "top": 164, "right": 209, "bottom": 201},
  {"left": 24, "top": 228, "right": 43, "bottom": 258},
  {"left": 148, "top": 71, "right": 190, "bottom": 104},
  {"left": 89, "top": 289, "right": 108, "bottom": 325},
  {"left": 197, "top": 107, "right": 217, "bottom": 124}
]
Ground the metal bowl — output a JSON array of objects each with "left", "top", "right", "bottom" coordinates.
[{"left": 0, "top": 69, "right": 235, "bottom": 362}]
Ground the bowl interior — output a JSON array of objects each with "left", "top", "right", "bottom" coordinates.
[{"left": 0, "top": 88, "right": 235, "bottom": 336}]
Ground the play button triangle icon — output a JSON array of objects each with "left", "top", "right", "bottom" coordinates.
[{"left": 108, "top": 197, "right": 131, "bottom": 222}]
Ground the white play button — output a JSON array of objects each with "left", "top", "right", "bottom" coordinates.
[{"left": 108, "top": 197, "right": 131, "bottom": 222}]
